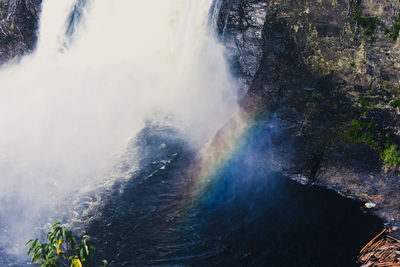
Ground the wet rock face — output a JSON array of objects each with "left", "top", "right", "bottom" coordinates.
[
  {"left": 218, "top": 0, "right": 400, "bottom": 229},
  {"left": 217, "top": 0, "right": 267, "bottom": 82},
  {"left": 0, "top": 0, "right": 42, "bottom": 63}
]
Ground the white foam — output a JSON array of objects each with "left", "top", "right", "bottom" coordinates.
[{"left": 0, "top": 0, "right": 237, "bottom": 258}]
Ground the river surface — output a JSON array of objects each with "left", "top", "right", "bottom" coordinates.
[{"left": 86, "top": 118, "right": 383, "bottom": 266}]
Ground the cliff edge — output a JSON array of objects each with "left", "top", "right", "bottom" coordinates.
[{"left": 217, "top": 0, "right": 400, "bottom": 230}]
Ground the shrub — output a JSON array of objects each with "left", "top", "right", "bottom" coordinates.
[
  {"left": 350, "top": 0, "right": 380, "bottom": 35},
  {"left": 390, "top": 95, "right": 400, "bottom": 108},
  {"left": 358, "top": 96, "right": 378, "bottom": 109},
  {"left": 389, "top": 22, "right": 400, "bottom": 40},
  {"left": 343, "top": 119, "right": 376, "bottom": 145},
  {"left": 357, "top": 16, "right": 380, "bottom": 35},
  {"left": 26, "top": 221, "right": 107, "bottom": 267},
  {"left": 381, "top": 143, "right": 400, "bottom": 167}
]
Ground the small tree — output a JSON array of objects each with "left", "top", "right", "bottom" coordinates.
[
  {"left": 26, "top": 221, "right": 107, "bottom": 267},
  {"left": 381, "top": 143, "right": 400, "bottom": 167}
]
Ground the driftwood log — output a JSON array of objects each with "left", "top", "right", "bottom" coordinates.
[{"left": 358, "top": 228, "right": 400, "bottom": 266}]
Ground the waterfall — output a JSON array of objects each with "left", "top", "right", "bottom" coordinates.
[{"left": 0, "top": 0, "right": 237, "bottom": 261}]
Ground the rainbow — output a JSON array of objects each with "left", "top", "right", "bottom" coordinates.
[
  {"left": 160, "top": 107, "right": 267, "bottom": 225},
  {"left": 188, "top": 111, "right": 255, "bottom": 201},
  {"left": 161, "top": 108, "right": 264, "bottom": 245}
]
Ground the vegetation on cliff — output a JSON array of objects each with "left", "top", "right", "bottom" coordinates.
[
  {"left": 217, "top": 0, "right": 400, "bottom": 227},
  {"left": 351, "top": 0, "right": 380, "bottom": 36}
]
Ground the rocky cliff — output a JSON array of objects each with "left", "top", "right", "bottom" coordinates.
[
  {"left": 217, "top": 0, "right": 400, "bottom": 231},
  {"left": 0, "top": 0, "right": 41, "bottom": 63}
]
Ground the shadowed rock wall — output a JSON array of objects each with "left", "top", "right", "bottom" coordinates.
[
  {"left": 0, "top": 0, "right": 41, "bottom": 62},
  {"left": 218, "top": 0, "right": 400, "bottom": 230}
]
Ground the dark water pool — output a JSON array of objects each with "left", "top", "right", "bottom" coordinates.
[{"left": 86, "top": 119, "right": 382, "bottom": 266}]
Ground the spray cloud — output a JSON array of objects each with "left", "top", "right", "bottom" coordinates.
[{"left": 0, "top": 0, "right": 237, "bottom": 259}]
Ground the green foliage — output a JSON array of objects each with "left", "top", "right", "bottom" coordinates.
[
  {"left": 0, "top": 0, "right": 7, "bottom": 17},
  {"left": 332, "top": 110, "right": 400, "bottom": 169},
  {"left": 388, "top": 22, "right": 400, "bottom": 40},
  {"left": 358, "top": 96, "right": 378, "bottom": 109},
  {"left": 384, "top": 8, "right": 400, "bottom": 40},
  {"left": 342, "top": 119, "right": 376, "bottom": 145},
  {"left": 390, "top": 94, "right": 400, "bottom": 108},
  {"left": 26, "top": 221, "right": 108, "bottom": 267},
  {"left": 381, "top": 142, "right": 400, "bottom": 167},
  {"left": 350, "top": 0, "right": 380, "bottom": 35},
  {"left": 357, "top": 16, "right": 380, "bottom": 35}
]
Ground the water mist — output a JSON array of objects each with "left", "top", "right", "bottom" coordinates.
[{"left": 0, "top": 0, "right": 237, "bottom": 260}]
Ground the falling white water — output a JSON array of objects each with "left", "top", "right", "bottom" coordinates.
[{"left": 0, "top": 0, "right": 237, "bottom": 260}]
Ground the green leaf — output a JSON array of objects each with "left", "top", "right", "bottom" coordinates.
[
  {"left": 52, "top": 221, "right": 61, "bottom": 228},
  {"left": 25, "top": 239, "right": 33, "bottom": 245},
  {"left": 102, "top": 260, "right": 108, "bottom": 267},
  {"left": 27, "top": 245, "right": 34, "bottom": 256},
  {"left": 47, "top": 231, "right": 53, "bottom": 241},
  {"left": 27, "top": 239, "right": 39, "bottom": 256},
  {"left": 33, "top": 245, "right": 41, "bottom": 254},
  {"left": 46, "top": 248, "right": 53, "bottom": 259},
  {"left": 32, "top": 239, "right": 40, "bottom": 248},
  {"left": 41, "top": 244, "right": 48, "bottom": 260},
  {"left": 62, "top": 227, "right": 66, "bottom": 241},
  {"left": 79, "top": 248, "right": 84, "bottom": 259},
  {"left": 28, "top": 239, "right": 41, "bottom": 256},
  {"left": 84, "top": 244, "right": 89, "bottom": 256}
]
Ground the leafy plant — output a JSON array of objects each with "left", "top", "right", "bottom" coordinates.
[
  {"left": 390, "top": 94, "right": 400, "bottom": 108},
  {"left": 358, "top": 96, "right": 378, "bottom": 109},
  {"left": 381, "top": 143, "right": 400, "bottom": 167},
  {"left": 342, "top": 119, "right": 376, "bottom": 145},
  {"left": 350, "top": 0, "right": 380, "bottom": 35},
  {"left": 388, "top": 22, "right": 400, "bottom": 40},
  {"left": 357, "top": 16, "right": 380, "bottom": 35},
  {"left": 26, "top": 221, "right": 108, "bottom": 267}
]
